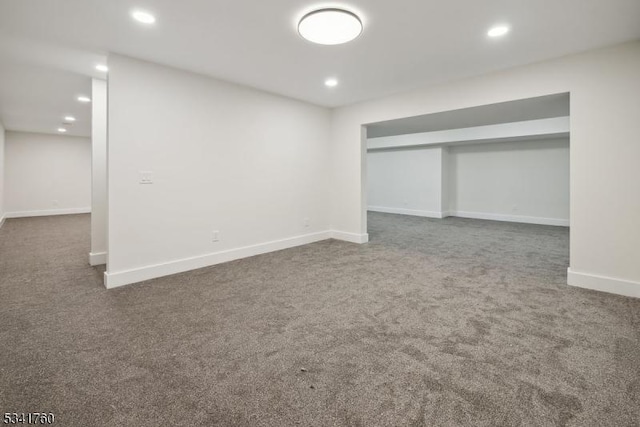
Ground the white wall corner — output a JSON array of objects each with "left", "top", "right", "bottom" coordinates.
[
  {"left": 567, "top": 268, "right": 640, "bottom": 299},
  {"left": 104, "top": 231, "right": 333, "bottom": 289},
  {"left": 89, "top": 252, "right": 107, "bottom": 266},
  {"left": 439, "top": 146, "right": 450, "bottom": 214},
  {"left": 91, "top": 78, "right": 108, "bottom": 264},
  {"left": 5, "top": 207, "right": 91, "bottom": 218},
  {"left": 331, "top": 230, "right": 369, "bottom": 244}
]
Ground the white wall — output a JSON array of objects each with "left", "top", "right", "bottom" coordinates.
[
  {"left": 330, "top": 41, "right": 640, "bottom": 298},
  {"left": 4, "top": 131, "right": 91, "bottom": 217},
  {"left": 367, "top": 147, "right": 444, "bottom": 217},
  {"left": 367, "top": 138, "right": 569, "bottom": 226},
  {"left": 106, "top": 54, "right": 332, "bottom": 287},
  {"left": 90, "top": 78, "right": 108, "bottom": 265},
  {"left": 0, "top": 121, "right": 5, "bottom": 226},
  {"left": 448, "top": 138, "right": 569, "bottom": 225}
]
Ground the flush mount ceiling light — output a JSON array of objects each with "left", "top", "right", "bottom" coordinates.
[
  {"left": 325, "top": 78, "right": 338, "bottom": 87},
  {"left": 95, "top": 64, "right": 108, "bottom": 72},
  {"left": 488, "top": 25, "right": 510, "bottom": 38},
  {"left": 64, "top": 116, "right": 76, "bottom": 122},
  {"left": 57, "top": 128, "right": 67, "bottom": 133},
  {"left": 298, "top": 8, "right": 363, "bottom": 45},
  {"left": 77, "top": 96, "right": 91, "bottom": 103},
  {"left": 132, "top": 10, "right": 156, "bottom": 25}
]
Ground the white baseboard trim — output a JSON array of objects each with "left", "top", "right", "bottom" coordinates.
[
  {"left": 104, "top": 230, "right": 333, "bottom": 289},
  {"left": 368, "top": 206, "right": 445, "bottom": 219},
  {"left": 331, "top": 230, "right": 369, "bottom": 244},
  {"left": 5, "top": 207, "right": 91, "bottom": 218},
  {"left": 450, "top": 210, "right": 569, "bottom": 227},
  {"left": 89, "top": 252, "right": 107, "bottom": 266},
  {"left": 567, "top": 268, "right": 640, "bottom": 299}
]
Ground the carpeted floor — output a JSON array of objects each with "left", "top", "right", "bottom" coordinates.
[{"left": 0, "top": 213, "right": 638, "bottom": 426}]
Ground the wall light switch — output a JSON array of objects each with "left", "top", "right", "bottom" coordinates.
[
  {"left": 139, "top": 171, "right": 154, "bottom": 184},
  {"left": 212, "top": 231, "right": 220, "bottom": 242}
]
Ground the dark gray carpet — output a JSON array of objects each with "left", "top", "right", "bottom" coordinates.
[{"left": 0, "top": 213, "right": 638, "bottom": 426}]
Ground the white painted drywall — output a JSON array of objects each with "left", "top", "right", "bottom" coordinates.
[
  {"left": 330, "top": 41, "right": 640, "bottom": 293},
  {"left": 4, "top": 131, "right": 91, "bottom": 216},
  {"left": 106, "top": 54, "right": 331, "bottom": 286},
  {"left": 448, "top": 138, "right": 569, "bottom": 224},
  {"left": 0, "top": 121, "right": 5, "bottom": 224},
  {"left": 90, "top": 78, "right": 108, "bottom": 265},
  {"left": 367, "top": 117, "right": 569, "bottom": 150},
  {"left": 367, "top": 138, "right": 569, "bottom": 225},
  {"left": 440, "top": 147, "right": 450, "bottom": 215},
  {"left": 367, "top": 147, "right": 443, "bottom": 217}
]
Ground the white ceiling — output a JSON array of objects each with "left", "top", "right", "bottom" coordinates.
[
  {"left": 0, "top": 0, "right": 639, "bottom": 137},
  {"left": 0, "top": 34, "right": 105, "bottom": 137}
]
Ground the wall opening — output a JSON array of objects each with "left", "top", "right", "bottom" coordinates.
[{"left": 361, "top": 93, "right": 570, "bottom": 274}]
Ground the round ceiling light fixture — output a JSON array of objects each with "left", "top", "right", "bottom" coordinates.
[{"left": 298, "top": 8, "right": 363, "bottom": 45}]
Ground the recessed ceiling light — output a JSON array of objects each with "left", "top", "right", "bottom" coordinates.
[
  {"left": 64, "top": 116, "right": 76, "bottom": 122},
  {"left": 95, "top": 64, "right": 108, "bottom": 72},
  {"left": 298, "top": 8, "right": 363, "bottom": 45},
  {"left": 132, "top": 10, "right": 156, "bottom": 25},
  {"left": 488, "top": 25, "right": 510, "bottom": 38},
  {"left": 58, "top": 128, "right": 67, "bottom": 133},
  {"left": 77, "top": 96, "right": 91, "bottom": 103},
  {"left": 325, "top": 78, "right": 338, "bottom": 87}
]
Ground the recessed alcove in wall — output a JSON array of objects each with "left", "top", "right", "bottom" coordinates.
[{"left": 364, "top": 93, "right": 570, "bottom": 237}]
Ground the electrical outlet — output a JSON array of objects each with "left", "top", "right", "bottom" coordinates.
[
  {"left": 303, "top": 217, "right": 310, "bottom": 228},
  {"left": 212, "top": 230, "right": 220, "bottom": 242},
  {"left": 52, "top": 200, "right": 59, "bottom": 207},
  {"left": 139, "top": 171, "right": 154, "bottom": 184}
]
